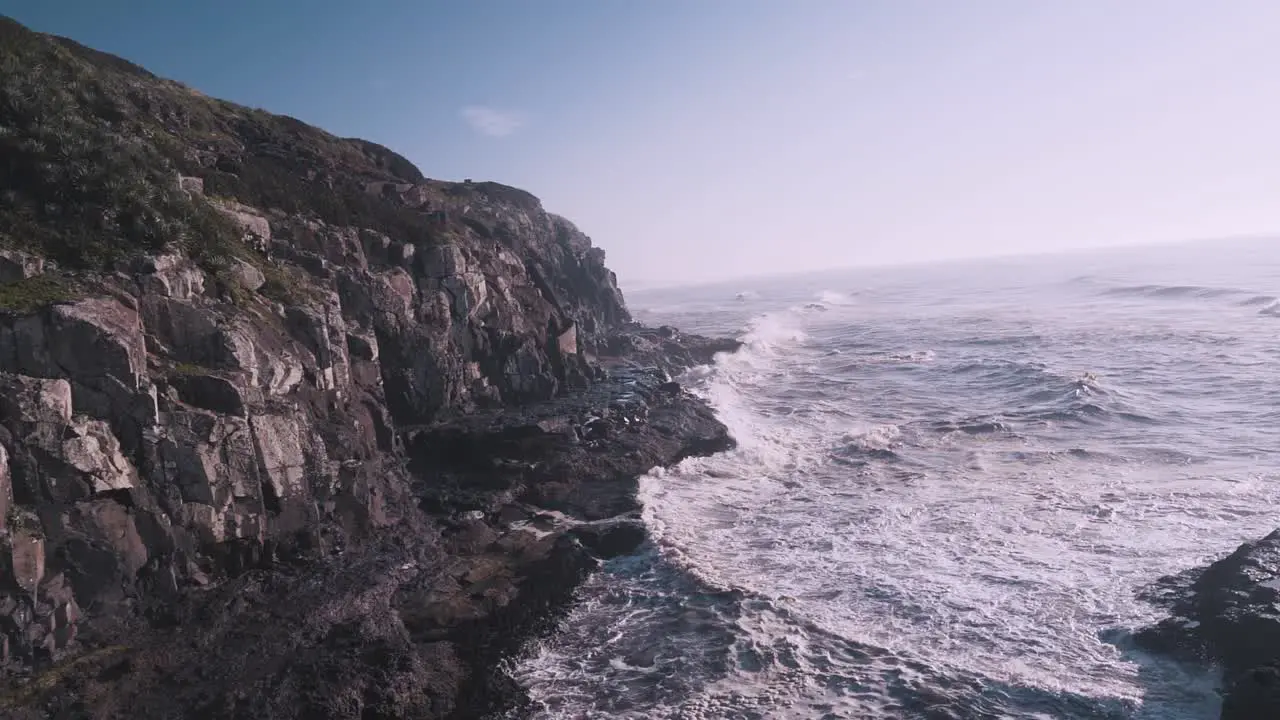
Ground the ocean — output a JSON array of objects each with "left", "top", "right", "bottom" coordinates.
[{"left": 512, "top": 239, "right": 1280, "bottom": 719}]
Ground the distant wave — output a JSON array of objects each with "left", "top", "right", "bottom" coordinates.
[
  {"left": 1101, "top": 283, "right": 1252, "bottom": 300},
  {"left": 952, "top": 360, "right": 1156, "bottom": 427},
  {"left": 1260, "top": 300, "right": 1280, "bottom": 317},
  {"left": 1238, "top": 294, "right": 1278, "bottom": 307}
]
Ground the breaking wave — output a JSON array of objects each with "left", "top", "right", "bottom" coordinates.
[{"left": 516, "top": 242, "right": 1280, "bottom": 719}]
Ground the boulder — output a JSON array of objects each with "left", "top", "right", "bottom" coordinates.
[
  {"left": 1138, "top": 529, "right": 1280, "bottom": 717},
  {"left": 227, "top": 258, "right": 266, "bottom": 292},
  {"left": 0, "top": 374, "right": 72, "bottom": 426}
]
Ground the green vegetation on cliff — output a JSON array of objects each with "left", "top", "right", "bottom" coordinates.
[{"left": 0, "top": 15, "right": 437, "bottom": 271}]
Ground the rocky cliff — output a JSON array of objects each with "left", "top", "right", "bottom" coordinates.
[{"left": 0, "top": 17, "right": 737, "bottom": 718}]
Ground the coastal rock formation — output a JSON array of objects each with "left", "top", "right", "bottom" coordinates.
[
  {"left": 1137, "top": 531, "right": 1280, "bottom": 719},
  {"left": 0, "top": 16, "right": 736, "bottom": 718}
]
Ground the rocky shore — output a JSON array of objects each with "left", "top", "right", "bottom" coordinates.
[
  {"left": 0, "top": 16, "right": 738, "bottom": 718},
  {"left": 1137, "top": 531, "right": 1280, "bottom": 720}
]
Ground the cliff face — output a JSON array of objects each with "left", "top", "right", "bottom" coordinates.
[{"left": 0, "top": 17, "right": 734, "bottom": 718}]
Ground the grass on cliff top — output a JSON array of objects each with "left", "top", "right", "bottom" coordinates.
[
  {"left": 0, "top": 19, "right": 245, "bottom": 269},
  {"left": 0, "top": 16, "right": 445, "bottom": 275},
  {"left": 0, "top": 275, "right": 77, "bottom": 313}
]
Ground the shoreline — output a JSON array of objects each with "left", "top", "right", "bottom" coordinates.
[{"left": 1, "top": 326, "right": 741, "bottom": 719}]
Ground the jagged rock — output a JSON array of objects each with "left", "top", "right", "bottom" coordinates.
[
  {"left": 139, "top": 296, "right": 222, "bottom": 361},
  {"left": 249, "top": 411, "right": 311, "bottom": 518},
  {"left": 168, "top": 372, "right": 248, "bottom": 416},
  {"left": 59, "top": 418, "right": 137, "bottom": 493},
  {"left": 1138, "top": 529, "right": 1280, "bottom": 718},
  {"left": 0, "top": 374, "right": 72, "bottom": 426},
  {"left": 137, "top": 254, "right": 206, "bottom": 300},
  {"left": 285, "top": 293, "right": 351, "bottom": 392},
  {"left": 570, "top": 518, "right": 647, "bottom": 558},
  {"left": 0, "top": 373, "right": 138, "bottom": 501},
  {"left": 0, "top": 249, "right": 44, "bottom": 284},
  {"left": 213, "top": 199, "right": 272, "bottom": 248},
  {"left": 0, "top": 17, "right": 739, "bottom": 720},
  {"left": 0, "top": 298, "right": 148, "bottom": 403},
  {"left": 8, "top": 526, "right": 44, "bottom": 594},
  {"left": 558, "top": 323, "right": 578, "bottom": 355},
  {"left": 153, "top": 410, "right": 264, "bottom": 544},
  {"left": 227, "top": 258, "right": 266, "bottom": 291}
]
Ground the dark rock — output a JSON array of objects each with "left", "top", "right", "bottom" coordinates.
[
  {"left": 168, "top": 373, "right": 247, "bottom": 416},
  {"left": 1137, "top": 529, "right": 1280, "bottom": 717},
  {"left": 0, "top": 17, "right": 742, "bottom": 720},
  {"left": 570, "top": 518, "right": 647, "bottom": 558},
  {"left": 1223, "top": 663, "right": 1280, "bottom": 720}
]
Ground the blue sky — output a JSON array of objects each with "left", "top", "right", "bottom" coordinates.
[{"left": 5, "top": 1, "right": 1280, "bottom": 286}]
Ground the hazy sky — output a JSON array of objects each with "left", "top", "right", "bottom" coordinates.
[{"left": 5, "top": 1, "right": 1280, "bottom": 286}]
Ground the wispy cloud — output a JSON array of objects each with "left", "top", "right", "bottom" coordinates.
[{"left": 460, "top": 106, "right": 526, "bottom": 138}]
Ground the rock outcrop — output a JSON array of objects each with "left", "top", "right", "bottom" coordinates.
[
  {"left": 1137, "top": 531, "right": 1280, "bottom": 719},
  {"left": 0, "top": 16, "right": 736, "bottom": 719}
]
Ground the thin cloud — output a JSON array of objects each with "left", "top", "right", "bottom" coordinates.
[{"left": 460, "top": 106, "right": 526, "bottom": 137}]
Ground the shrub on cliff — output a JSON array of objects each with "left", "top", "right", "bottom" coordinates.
[{"left": 0, "top": 15, "right": 441, "bottom": 273}]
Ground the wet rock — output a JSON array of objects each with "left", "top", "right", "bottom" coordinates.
[
  {"left": 1223, "top": 663, "right": 1280, "bottom": 720},
  {"left": 1138, "top": 529, "right": 1280, "bottom": 718},
  {"left": 570, "top": 518, "right": 647, "bottom": 558}
]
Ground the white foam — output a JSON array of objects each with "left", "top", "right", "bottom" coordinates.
[
  {"left": 840, "top": 423, "right": 901, "bottom": 452},
  {"left": 817, "top": 289, "right": 856, "bottom": 306}
]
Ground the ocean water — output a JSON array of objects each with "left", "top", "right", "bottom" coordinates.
[{"left": 512, "top": 239, "right": 1280, "bottom": 719}]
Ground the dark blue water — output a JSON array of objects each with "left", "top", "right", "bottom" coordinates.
[{"left": 514, "top": 239, "right": 1280, "bottom": 719}]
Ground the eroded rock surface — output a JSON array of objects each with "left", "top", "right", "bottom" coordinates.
[{"left": 0, "top": 16, "right": 737, "bottom": 720}]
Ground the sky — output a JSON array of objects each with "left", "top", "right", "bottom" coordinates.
[{"left": 4, "top": 1, "right": 1280, "bottom": 287}]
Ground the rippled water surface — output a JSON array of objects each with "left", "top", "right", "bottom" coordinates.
[{"left": 513, "top": 240, "right": 1280, "bottom": 719}]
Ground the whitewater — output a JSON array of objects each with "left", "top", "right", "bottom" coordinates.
[{"left": 510, "top": 239, "right": 1280, "bottom": 719}]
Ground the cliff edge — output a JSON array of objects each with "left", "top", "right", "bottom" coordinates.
[{"left": 0, "top": 17, "right": 737, "bottom": 718}]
